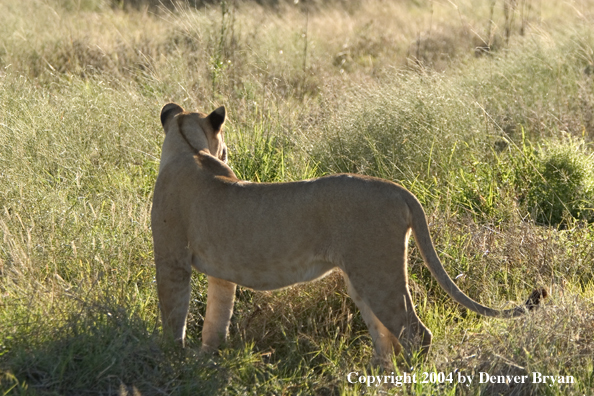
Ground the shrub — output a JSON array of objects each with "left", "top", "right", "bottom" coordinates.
[{"left": 516, "top": 134, "right": 594, "bottom": 226}]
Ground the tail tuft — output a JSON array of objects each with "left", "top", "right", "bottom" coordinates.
[{"left": 524, "top": 288, "right": 548, "bottom": 311}]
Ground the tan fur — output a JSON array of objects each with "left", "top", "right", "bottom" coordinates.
[{"left": 152, "top": 103, "right": 544, "bottom": 365}]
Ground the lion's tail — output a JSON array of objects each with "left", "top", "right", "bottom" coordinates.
[{"left": 403, "top": 192, "right": 545, "bottom": 318}]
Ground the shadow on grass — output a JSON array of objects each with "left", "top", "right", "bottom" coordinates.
[{"left": 0, "top": 301, "right": 226, "bottom": 395}]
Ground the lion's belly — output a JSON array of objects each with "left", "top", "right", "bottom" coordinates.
[{"left": 192, "top": 253, "right": 336, "bottom": 291}]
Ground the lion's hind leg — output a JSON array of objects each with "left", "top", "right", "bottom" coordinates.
[
  {"left": 344, "top": 267, "right": 432, "bottom": 364},
  {"left": 201, "top": 276, "right": 237, "bottom": 353},
  {"left": 344, "top": 274, "right": 402, "bottom": 367}
]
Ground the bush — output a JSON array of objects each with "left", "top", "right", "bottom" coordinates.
[{"left": 516, "top": 135, "right": 594, "bottom": 226}]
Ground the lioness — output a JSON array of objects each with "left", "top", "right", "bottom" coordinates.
[{"left": 152, "top": 103, "right": 545, "bottom": 364}]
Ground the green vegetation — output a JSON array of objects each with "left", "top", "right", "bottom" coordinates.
[{"left": 1, "top": 0, "right": 593, "bottom": 394}]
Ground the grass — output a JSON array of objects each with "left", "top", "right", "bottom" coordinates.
[{"left": 1, "top": 0, "right": 594, "bottom": 394}]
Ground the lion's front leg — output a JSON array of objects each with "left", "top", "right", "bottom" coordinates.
[
  {"left": 156, "top": 254, "right": 192, "bottom": 346},
  {"left": 201, "top": 276, "right": 237, "bottom": 353}
]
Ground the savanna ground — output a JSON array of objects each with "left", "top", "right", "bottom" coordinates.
[{"left": 1, "top": 0, "right": 594, "bottom": 394}]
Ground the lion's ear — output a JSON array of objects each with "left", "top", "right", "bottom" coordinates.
[
  {"left": 160, "top": 103, "right": 184, "bottom": 132},
  {"left": 207, "top": 106, "right": 226, "bottom": 132}
]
